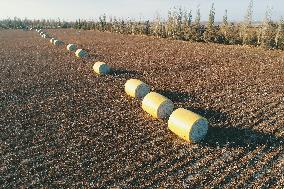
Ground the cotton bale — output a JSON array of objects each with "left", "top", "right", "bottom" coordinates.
[
  {"left": 75, "top": 49, "right": 88, "bottom": 58},
  {"left": 50, "top": 38, "right": 55, "bottom": 44},
  {"left": 125, "top": 79, "right": 150, "bottom": 99},
  {"left": 67, "top": 44, "right": 77, "bottom": 51},
  {"left": 42, "top": 34, "right": 48, "bottom": 38},
  {"left": 168, "top": 108, "right": 208, "bottom": 143},
  {"left": 53, "top": 40, "right": 64, "bottom": 46},
  {"left": 93, "top": 62, "right": 111, "bottom": 75},
  {"left": 142, "top": 92, "right": 174, "bottom": 119}
]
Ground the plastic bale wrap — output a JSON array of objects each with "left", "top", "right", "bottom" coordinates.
[
  {"left": 125, "top": 79, "right": 150, "bottom": 99},
  {"left": 142, "top": 92, "right": 174, "bottom": 119},
  {"left": 75, "top": 49, "right": 88, "bottom": 58},
  {"left": 168, "top": 108, "right": 208, "bottom": 143},
  {"left": 67, "top": 44, "right": 77, "bottom": 51},
  {"left": 93, "top": 62, "right": 111, "bottom": 75},
  {"left": 53, "top": 40, "right": 64, "bottom": 46}
]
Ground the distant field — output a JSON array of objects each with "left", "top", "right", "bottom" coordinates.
[{"left": 1, "top": 29, "right": 284, "bottom": 188}]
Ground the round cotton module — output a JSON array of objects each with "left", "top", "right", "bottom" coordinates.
[
  {"left": 93, "top": 62, "right": 111, "bottom": 75},
  {"left": 67, "top": 44, "right": 77, "bottom": 51},
  {"left": 50, "top": 38, "right": 55, "bottom": 44},
  {"left": 168, "top": 108, "right": 208, "bottom": 143},
  {"left": 53, "top": 40, "right": 64, "bottom": 46},
  {"left": 125, "top": 79, "right": 150, "bottom": 99},
  {"left": 75, "top": 49, "right": 88, "bottom": 58},
  {"left": 142, "top": 92, "right": 174, "bottom": 119}
]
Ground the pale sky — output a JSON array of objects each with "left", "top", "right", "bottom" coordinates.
[{"left": 0, "top": 0, "right": 283, "bottom": 22}]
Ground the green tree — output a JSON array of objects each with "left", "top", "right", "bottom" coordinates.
[
  {"left": 204, "top": 3, "right": 216, "bottom": 42},
  {"left": 241, "top": 0, "right": 257, "bottom": 45},
  {"left": 220, "top": 10, "right": 229, "bottom": 43},
  {"left": 192, "top": 7, "right": 203, "bottom": 41},
  {"left": 275, "top": 19, "right": 284, "bottom": 49},
  {"left": 182, "top": 10, "right": 193, "bottom": 40},
  {"left": 258, "top": 7, "right": 277, "bottom": 49}
]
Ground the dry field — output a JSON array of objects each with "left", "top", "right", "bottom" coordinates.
[{"left": 1, "top": 29, "right": 284, "bottom": 188}]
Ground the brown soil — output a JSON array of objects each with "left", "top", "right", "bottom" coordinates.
[{"left": 1, "top": 29, "right": 284, "bottom": 188}]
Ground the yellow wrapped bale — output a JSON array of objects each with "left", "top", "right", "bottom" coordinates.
[
  {"left": 125, "top": 79, "right": 150, "bottom": 99},
  {"left": 142, "top": 92, "right": 174, "bottom": 119},
  {"left": 75, "top": 49, "right": 88, "bottom": 58},
  {"left": 93, "top": 62, "right": 111, "bottom": 75},
  {"left": 67, "top": 44, "right": 77, "bottom": 51},
  {"left": 50, "top": 38, "right": 55, "bottom": 44},
  {"left": 53, "top": 40, "right": 64, "bottom": 46},
  {"left": 42, "top": 34, "right": 49, "bottom": 38},
  {"left": 168, "top": 108, "right": 208, "bottom": 143}
]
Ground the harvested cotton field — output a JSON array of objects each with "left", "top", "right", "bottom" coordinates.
[{"left": 1, "top": 29, "right": 284, "bottom": 188}]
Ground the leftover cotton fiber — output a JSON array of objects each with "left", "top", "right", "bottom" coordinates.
[
  {"left": 125, "top": 79, "right": 150, "bottom": 99},
  {"left": 142, "top": 92, "right": 174, "bottom": 119},
  {"left": 168, "top": 108, "right": 208, "bottom": 143},
  {"left": 93, "top": 62, "right": 111, "bottom": 75},
  {"left": 75, "top": 49, "right": 88, "bottom": 58}
]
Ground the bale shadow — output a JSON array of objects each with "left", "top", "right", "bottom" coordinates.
[
  {"left": 186, "top": 107, "right": 282, "bottom": 148},
  {"left": 110, "top": 68, "right": 142, "bottom": 77},
  {"left": 156, "top": 89, "right": 196, "bottom": 103},
  {"left": 202, "top": 126, "right": 282, "bottom": 148}
]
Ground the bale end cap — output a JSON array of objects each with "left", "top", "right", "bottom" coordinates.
[
  {"left": 125, "top": 79, "right": 150, "bottom": 99},
  {"left": 168, "top": 108, "right": 208, "bottom": 143},
  {"left": 142, "top": 92, "right": 174, "bottom": 119}
]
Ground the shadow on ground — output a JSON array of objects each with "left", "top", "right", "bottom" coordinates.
[
  {"left": 156, "top": 89, "right": 196, "bottom": 103},
  {"left": 110, "top": 68, "right": 142, "bottom": 77},
  {"left": 186, "top": 107, "right": 283, "bottom": 148}
]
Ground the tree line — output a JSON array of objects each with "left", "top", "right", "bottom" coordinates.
[{"left": 1, "top": 1, "right": 284, "bottom": 50}]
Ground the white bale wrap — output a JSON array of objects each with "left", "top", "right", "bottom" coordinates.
[
  {"left": 93, "top": 62, "right": 111, "bottom": 75},
  {"left": 67, "top": 44, "right": 77, "bottom": 51},
  {"left": 53, "top": 40, "right": 64, "bottom": 46},
  {"left": 125, "top": 79, "right": 150, "bottom": 99},
  {"left": 142, "top": 92, "right": 174, "bottom": 119},
  {"left": 75, "top": 49, "right": 88, "bottom": 58},
  {"left": 168, "top": 108, "right": 208, "bottom": 143}
]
